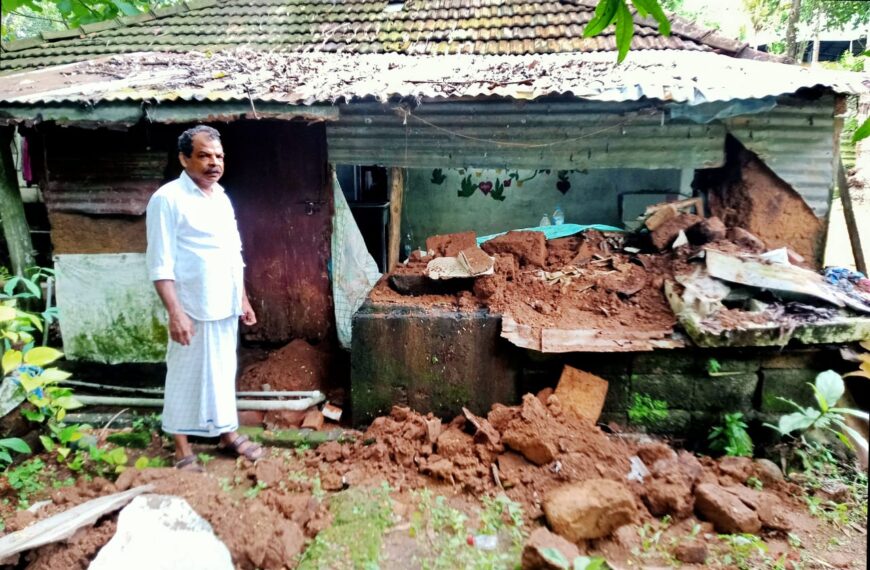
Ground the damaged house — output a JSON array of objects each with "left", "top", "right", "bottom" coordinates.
[{"left": 0, "top": 0, "right": 867, "bottom": 430}]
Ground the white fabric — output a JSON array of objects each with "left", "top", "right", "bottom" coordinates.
[
  {"left": 145, "top": 171, "right": 244, "bottom": 321},
  {"left": 331, "top": 172, "right": 381, "bottom": 348},
  {"left": 161, "top": 316, "right": 239, "bottom": 437}
]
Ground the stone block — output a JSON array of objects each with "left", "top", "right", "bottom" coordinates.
[
  {"left": 543, "top": 479, "right": 636, "bottom": 540},
  {"left": 760, "top": 369, "right": 818, "bottom": 413},
  {"left": 692, "top": 373, "right": 757, "bottom": 412},
  {"left": 632, "top": 352, "right": 700, "bottom": 374},
  {"left": 602, "top": 376, "right": 630, "bottom": 412},
  {"left": 631, "top": 373, "right": 694, "bottom": 405},
  {"left": 759, "top": 348, "right": 839, "bottom": 370},
  {"left": 554, "top": 366, "right": 609, "bottom": 423},
  {"left": 640, "top": 410, "right": 692, "bottom": 436},
  {"left": 351, "top": 304, "right": 520, "bottom": 425}
]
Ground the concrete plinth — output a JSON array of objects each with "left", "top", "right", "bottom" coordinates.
[{"left": 351, "top": 302, "right": 519, "bottom": 425}]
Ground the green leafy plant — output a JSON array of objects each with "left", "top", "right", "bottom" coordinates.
[
  {"left": 0, "top": 437, "right": 30, "bottom": 469},
  {"left": 5, "top": 457, "right": 46, "bottom": 508},
  {"left": 766, "top": 370, "right": 869, "bottom": 453},
  {"left": 628, "top": 393, "right": 669, "bottom": 427},
  {"left": 709, "top": 412, "right": 754, "bottom": 457}
]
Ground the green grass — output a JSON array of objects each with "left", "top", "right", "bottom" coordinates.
[{"left": 297, "top": 484, "right": 395, "bottom": 570}]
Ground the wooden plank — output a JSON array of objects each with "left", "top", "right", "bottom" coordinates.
[
  {"left": 387, "top": 167, "right": 405, "bottom": 271},
  {"left": 838, "top": 158, "right": 867, "bottom": 274}
]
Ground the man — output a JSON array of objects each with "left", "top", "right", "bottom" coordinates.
[{"left": 146, "top": 125, "right": 264, "bottom": 470}]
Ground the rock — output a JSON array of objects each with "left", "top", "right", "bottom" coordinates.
[
  {"left": 536, "top": 387, "right": 554, "bottom": 406},
  {"left": 753, "top": 458, "right": 784, "bottom": 485},
  {"left": 686, "top": 216, "right": 727, "bottom": 245},
  {"left": 637, "top": 443, "right": 677, "bottom": 468},
  {"left": 264, "top": 409, "right": 307, "bottom": 429},
  {"left": 425, "top": 418, "right": 443, "bottom": 444},
  {"left": 462, "top": 407, "right": 502, "bottom": 449},
  {"left": 722, "top": 485, "right": 789, "bottom": 530},
  {"left": 521, "top": 527, "right": 581, "bottom": 569},
  {"left": 694, "top": 484, "right": 761, "bottom": 534},
  {"left": 320, "top": 472, "right": 344, "bottom": 491},
  {"left": 543, "top": 479, "right": 636, "bottom": 541},
  {"left": 727, "top": 227, "right": 765, "bottom": 252},
  {"left": 816, "top": 480, "right": 851, "bottom": 504},
  {"left": 642, "top": 474, "right": 694, "bottom": 519},
  {"left": 301, "top": 410, "right": 324, "bottom": 431},
  {"left": 436, "top": 428, "right": 474, "bottom": 459},
  {"left": 645, "top": 204, "right": 678, "bottom": 231},
  {"left": 718, "top": 456, "right": 752, "bottom": 483},
  {"left": 674, "top": 540, "right": 708, "bottom": 564},
  {"left": 318, "top": 441, "right": 344, "bottom": 463},
  {"left": 237, "top": 410, "right": 265, "bottom": 427},
  {"left": 426, "top": 230, "right": 478, "bottom": 258},
  {"left": 501, "top": 395, "right": 558, "bottom": 466},
  {"left": 459, "top": 246, "right": 495, "bottom": 275},
  {"left": 481, "top": 230, "right": 548, "bottom": 268},
  {"left": 253, "top": 459, "right": 285, "bottom": 486},
  {"left": 553, "top": 366, "right": 609, "bottom": 424},
  {"left": 650, "top": 213, "right": 703, "bottom": 250},
  {"left": 90, "top": 495, "right": 234, "bottom": 570},
  {"left": 497, "top": 452, "right": 532, "bottom": 485}
]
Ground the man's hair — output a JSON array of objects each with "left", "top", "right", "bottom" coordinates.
[{"left": 178, "top": 125, "right": 221, "bottom": 157}]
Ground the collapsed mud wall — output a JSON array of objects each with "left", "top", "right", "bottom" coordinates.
[{"left": 696, "top": 136, "right": 823, "bottom": 265}]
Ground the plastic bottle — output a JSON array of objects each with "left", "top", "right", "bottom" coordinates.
[
  {"left": 403, "top": 232, "right": 413, "bottom": 260},
  {"left": 539, "top": 214, "right": 551, "bottom": 226},
  {"left": 552, "top": 205, "right": 565, "bottom": 225}
]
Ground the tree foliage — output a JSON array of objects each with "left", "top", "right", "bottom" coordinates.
[
  {"left": 1, "top": 0, "right": 178, "bottom": 40},
  {"left": 743, "top": 0, "right": 870, "bottom": 58}
]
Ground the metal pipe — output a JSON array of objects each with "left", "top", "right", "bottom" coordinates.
[{"left": 75, "top": 392, "right": 325, "bottom": 411}]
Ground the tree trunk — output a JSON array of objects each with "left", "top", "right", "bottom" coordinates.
[
  {"left": 810, "top": 4, "right": 821, "bottom": 67},
  {"left": 0, "top": 126, "right": 35, "bottom": 276},
  {"left": 785, "top": 0, "right": 802, "bottom": 62}
]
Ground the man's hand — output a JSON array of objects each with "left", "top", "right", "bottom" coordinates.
[
  {"left": 241, "top": 295, "right": 257, "bottom": 326},
  {"left": 169, "top": 311, "right": 195, "bottom": 346}
]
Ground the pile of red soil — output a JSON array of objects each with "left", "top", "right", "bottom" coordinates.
[
  {"left": 4, "top": 468, "right": 330, "bottom": 570},
  {"left": 371, "top": 223, "right": 783, "bottom": 342},
  {"left": 309, "top": 392, "right": 807, "bottom": 530},
  {"left": 238, "top": 339, "right": 330, "bottom": 393}
]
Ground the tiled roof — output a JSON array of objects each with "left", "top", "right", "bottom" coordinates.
[{"left": 0, "top": 0, "right": 772, "bottom": 74}]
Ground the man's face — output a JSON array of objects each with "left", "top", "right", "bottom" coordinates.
[{"left": 179, "top": 133, "right": 224, "bottom": 189}]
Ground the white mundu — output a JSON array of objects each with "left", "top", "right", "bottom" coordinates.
[{"left": 146, "top": 171, "right": 245, "bottom": 436}]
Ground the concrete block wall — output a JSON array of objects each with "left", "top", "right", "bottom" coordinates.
[
  {"left": 518, "top": 347, "right": 847, "bottom": 445},
  {"left": 351, "top": 302, "right": 853, "bottom": 447}
]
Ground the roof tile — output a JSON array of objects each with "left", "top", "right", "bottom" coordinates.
[{"left": 1, "top": 0, "right": 773, "bottom": 74}]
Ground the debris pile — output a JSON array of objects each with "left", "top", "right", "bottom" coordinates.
[
  {"left": 310, "top": 372, "right": 808, "bottom": 556},
  {"left": 370, "top": 199, "right": 870, "bottom": 351}
]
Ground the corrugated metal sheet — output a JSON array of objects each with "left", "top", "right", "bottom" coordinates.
[
  {"left": 0, "top": 50, "right": 865, "bottom": 114},
  {"left": 727, "top": 96, "right": 836, "bottom": 216},
  {"left": 43, "top": 151, "right": 165, "bottom": 215},
  {"left": 328, "top": 100, "right": 727, "bottom": 170}
]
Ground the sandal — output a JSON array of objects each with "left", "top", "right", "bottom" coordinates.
[
  {"left": 218, "top": 435, "right": 264, "bottom": 462},
  {"left": 174, "top": 454, "right": 205, "bottom": 473}
]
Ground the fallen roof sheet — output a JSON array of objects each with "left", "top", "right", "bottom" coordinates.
[{"left": 0, "top": 49, "right": 865, "bottom": 111}]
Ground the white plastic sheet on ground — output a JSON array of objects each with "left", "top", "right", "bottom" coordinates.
[
  {"left": 55, "top": 253, "right": 168, "bottom": 363},
  {"left": 331, "top": 172, "right": 382, "bottom": 349},
  {"left": 89, "top": 494, "right": 233, "bottom": 570}
]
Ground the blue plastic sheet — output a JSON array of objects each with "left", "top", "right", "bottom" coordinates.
[{"left": 477, "top": 223, "right": 623, "bottom": 245}]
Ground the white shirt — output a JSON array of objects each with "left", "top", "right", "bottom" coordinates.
[{"left": 146, "top": 171, "right": 245, "bottom": 321}]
